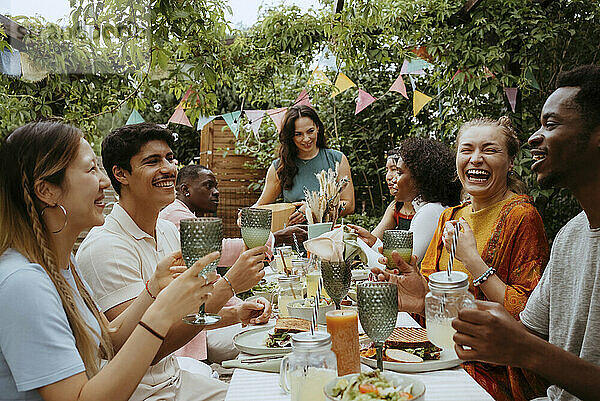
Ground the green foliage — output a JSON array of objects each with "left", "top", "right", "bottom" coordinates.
[{"left": 2, "top": 0, "right": 598, "bottom": 240}]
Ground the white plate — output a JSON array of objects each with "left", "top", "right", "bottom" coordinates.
[
  {"left": 360, "top": 338, "right": 462, "bottom": 373},
  {"left": 233, "top": 325, "right": 327, "bottom": 355},
  {"left": 324, "top": 371, "right": 425, "bottom": 401}
]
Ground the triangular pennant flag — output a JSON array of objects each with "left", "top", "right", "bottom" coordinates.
[
  {"left": 177, "top": 85, "right": 200, "bottom": 109},
  {"left": 308, "top": 68, "right": 333, "bottom": 86},
  {"left": 389, "top": 74, "right": 408, "bottom": 99},
  {"left": 244, "top": 110, "right": 266, "bottom": 141},
  {"left": 168, "top": 107, "right": 192, "bottom": 127},
  {"left": 267, "top": 107, "right": 288, "bottom": 133},
  {"left": 318, "top": 45, "right": 339, "bottom": 72},
  {"left": 525, "top": 70, "right": 540, "bottom": 90},
  {"left": 504, "top": 88, "right": 518, "bottom": 112},
  {"left": 222, "top": 110, "right": 242, "bottom": 138},
  {"left": 400, "top": 59, "right": 428, "bottom": 75},
  {"left": 331, "top": 72, "right": 356, "bottom": 98},
  {"left": 409, "top": 75, "right": 417, "bottom": 91},
  {"left": 413, "top": 91, "right": 433, "bottom": 117},
  {"left": 410, "top": 46, "right": 433, "bottom": 62},
  {"left": 197, "top": 115, "right": 216, "bottom": 131},
  {"left": 295, "top": 89, "right": 313, "bottom": 108},
  {"left": 126, "top": 109, "right": 145, "bottom": 125},
  {"left": 355, "top": 89, "right": 377, "bottom": 115}
]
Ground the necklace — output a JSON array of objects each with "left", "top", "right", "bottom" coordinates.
[{"left": 298, "top": 148, "right": 319, "bottom": 165}]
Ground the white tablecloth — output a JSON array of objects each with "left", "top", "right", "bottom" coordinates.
[{"left": 225, "top": 313, "right": 493, "bottom": 401}]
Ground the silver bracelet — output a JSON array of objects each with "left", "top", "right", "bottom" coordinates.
[
  {"left": 473, "top": 267, "right": 496, "bottom": 287},
  {"left": 222, "top": 275, "right": 236, "bottom": 296}
]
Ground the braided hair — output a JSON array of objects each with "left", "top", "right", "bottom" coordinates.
[{"left": 0, "top": 121, "right": 114, "bottom": 377}]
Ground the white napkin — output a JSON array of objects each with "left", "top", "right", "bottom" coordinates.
[
  {"left": 303, "top": 226, "right": 344, "bottom": 262},
  {"left": 357, "top": 237, "right": 386, "bottom": 269}
]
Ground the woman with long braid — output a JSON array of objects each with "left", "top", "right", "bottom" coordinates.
[{"left": 0, "top": 121, "right": 215, "bottom": 401}]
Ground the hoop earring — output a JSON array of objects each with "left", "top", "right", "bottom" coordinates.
[{"left": 40, "top": 204, "right": 68, "bottom": 234}]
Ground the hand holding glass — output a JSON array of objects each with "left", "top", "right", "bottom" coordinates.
[{"left": 180, "top": 217, "right": 223, "bottom": 325}]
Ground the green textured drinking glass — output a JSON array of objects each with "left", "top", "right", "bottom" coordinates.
[
  {"left": 240, "top": 207, "right": 272, "bottom": 248},
  {"left": 357, "top": 282, "right": 398, "bottom": 371},
  {"left": 180, "top": 217, "right": 223, "bottom": 326},
  {"left": 320, "top": 259, "right": 352, "bottom": 310},
  {"left": 382, "top": 230, "right": 413, "bottom": 270}
]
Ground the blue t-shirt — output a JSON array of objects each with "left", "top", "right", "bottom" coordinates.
[
  {"left": 0, "top": 249, "right": 100, "bottom": 399},
  {"left": 272, "top": 147, "right": 344, "bottom": 202}
]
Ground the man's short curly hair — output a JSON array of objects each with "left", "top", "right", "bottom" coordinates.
[
  {"left": 556, "top": 65, "right": 600, "bottom": 137},
  {"left": 101, "top": 122, "right": 175, "bottom": 195},
  {"left": 396, "top": 137, "right": 462, "bottom": 207}
]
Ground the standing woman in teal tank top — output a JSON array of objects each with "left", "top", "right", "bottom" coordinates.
[{"left": 253, "top": 105, "right": 355, "bottom": 225}]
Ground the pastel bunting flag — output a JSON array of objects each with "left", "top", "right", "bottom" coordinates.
[
  {"left": 525, "top": 69, "right": 540, "bottom": 90},
  {"left": 413, "top": 91, "right": 432, "bottom": 117},
  {"left": 409, "top": 75, "right": 417, "bottom": 91},
  {"left": 197, "top": 115, "right": 216, "bottom": 131},
  {"left": 400, "top": 59, "right": 428, "bottom": 75},
  {"left": 222, "top": 110, "right": 242, "bottom": 138},
  {"left": 308, "top": 68, "right": 333, "bottom": 86},
  {"left": 126, "top": 109, "right": 145, "bottom": 125},
  {"left": 389, "top": 74, "right": 408, "bottom": 99},
  {"left": 355, "top": 89, "right": 376, "bottom": 115},
  {"left": 331, "top": 72, "right": 356, "bottom": 98},
  {"left": 504, "top": 88, "right": 518, "bottom": 112},
  {"left": 267, "top": 107, "right": 288, "bottom": 132},
  {"left": 318, "top": 45, "right": 339, "bottom": 72},
  {"left": 244, "top": 110, "right": 266, "bottom": 140},
  {"left": 168, "top": 107, "right": 192, "bottom": 127},
  {"left": 177, "top": 85, "right": 200, "bottom": 109},
  {"left": 295, "top": 89, "right": 313, "bottom": 108}
]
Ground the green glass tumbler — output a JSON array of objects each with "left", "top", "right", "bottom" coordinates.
[
  {"left": 382, "top": 230, "right": 413, "bottom": 270},
  {"left": 240, "top": 207, "right": 272, "bottom": 248}
]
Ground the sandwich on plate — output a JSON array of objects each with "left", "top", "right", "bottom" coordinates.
[
  {"left": 360, "top": 327, "right": 442, "bottom": 363},
  {"left": 265, "top": 317, "right": 311, "bottom": 348}
]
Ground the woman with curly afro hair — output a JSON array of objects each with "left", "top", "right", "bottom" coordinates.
[{"left": 349, "top": 137, "right": 462, "bottom": 265}]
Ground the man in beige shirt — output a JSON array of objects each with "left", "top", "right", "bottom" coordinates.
[{"left": 77, "top": 122, "right": 271, "bottom": 401}]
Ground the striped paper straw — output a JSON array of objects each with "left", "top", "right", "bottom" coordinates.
[
  {"left": 447, "top": 224, "right": 459, "bottom": 278},
  {"left": 292, "top": 233, "right": 302, "bottom": 256},
  {"left": 310, "top": 276, "right": 324, "bottom": 335}
]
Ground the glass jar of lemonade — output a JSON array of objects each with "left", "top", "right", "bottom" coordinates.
[
  {"left": 278, "top": 275, "right": 303, "bottom": 317},
  {"left": 280, "top": 332, "right": 337, "bottom": 401},
  {"left": 274, "top": 246, "right": 294, "bottom": 273},
  {"left": 425, "top": 271, "right": 476, "bottom": 350},
  {"left": 306, "top": 256, "right": 329, "bottom": 300}
]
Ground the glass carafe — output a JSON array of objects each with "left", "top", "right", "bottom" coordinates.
[
  {"left": 280, "top": 332, "right": 337, "bottom": 401},
  {"left": 425, "top": 271, "right": 476, "bottom": 350}
]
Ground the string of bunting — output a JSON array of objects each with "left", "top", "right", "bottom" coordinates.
[{"left": 121, "top": 46, "right": 541, "bottom": 133}]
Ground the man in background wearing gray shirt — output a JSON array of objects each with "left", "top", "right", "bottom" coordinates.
[{"left": 451, "top": 65, "right": 600, "bottom": 400}]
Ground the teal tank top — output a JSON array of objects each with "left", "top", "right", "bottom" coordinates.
[{"left": 272, "top": 148, "right": 343, "bottom": 202}]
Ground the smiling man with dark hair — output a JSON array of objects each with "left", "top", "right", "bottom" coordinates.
[{"left": 451, "top": 65, "right": 600, "bottom": 401}]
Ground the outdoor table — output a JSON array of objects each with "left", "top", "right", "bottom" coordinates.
[{"left": 224, "top": 312, "right": 494, "bottom": 401}]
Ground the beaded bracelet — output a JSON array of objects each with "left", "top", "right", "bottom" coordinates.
[
  {"left": 473, "top": 267, "right": 496, "bottom": 287},
  {"left": 222, "top": 275, "right": 236, "bottom": 296},
  {"left": 145, "top": 280, "right": 156, "bottom": 300}
]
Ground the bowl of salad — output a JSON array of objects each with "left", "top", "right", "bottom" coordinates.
[
  {"left": 287, "top": 297, "right": 335, "bottom": 325},
  {"left": 324, "top": 370, "right": 425, "bottom": 401}
]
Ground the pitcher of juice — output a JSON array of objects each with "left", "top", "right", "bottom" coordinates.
[
  {"left": 425, "top": 271, "right": 476, "bottom": 349},
  {"left": 280, "top": 332, "right": 337, "bottom": 401}
]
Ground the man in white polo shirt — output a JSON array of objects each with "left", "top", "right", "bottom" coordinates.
[{"left": 76, "top": 122, "right": 271, "bottom": 401}]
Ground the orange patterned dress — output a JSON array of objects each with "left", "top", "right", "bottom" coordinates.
[{"left": 421, "top": 194, "right": 550, "bottom": 401}]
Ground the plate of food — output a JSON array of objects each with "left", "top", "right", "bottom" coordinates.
[
  {"left": 233, "top": 317, "right": 312, "bottom": 355},
  {"left": 324, "top": 370, "right": 425, "bottom": 400},
  {"left": 360, "top": 327, "right": 462, "bottom": 373}
]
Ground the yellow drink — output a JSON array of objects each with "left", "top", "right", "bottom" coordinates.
[
  {"left": 278, "top": 294, "right": 301, "bottom": 317},
  {"left": 289, "top": 367, "right": 336, "bottom": 401},
  {"left": 383, "top": 248, "right": 412, "bottom": 269},
  {"left": 306, "top": 271, "right": 329, "bottom": 299},
  {"left": 426, "top": 318, "right": 456, "bottom": 349},
  {"left": 275, "top": 255, "right": 294, "bottom": 273}
]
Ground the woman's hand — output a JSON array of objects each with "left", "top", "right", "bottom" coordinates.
[
  {"left": 288, "top": 201, "right": 307, "bottom": 225},
  {"left": 371, "top": 252, "right": 428, "bottom": 314},
  {"left": 238, "top": 297, "right": 272, "bottom": 327},
  {"left": 347, "top": 224, "right": 377, "bottom": 247},
  {"left": 147, "top": 251, "right": 188, "bottom": 297},
  {"left": 152, "top": 252, "right": 219, "bottom": 324},
  {"left": 442, "top": 218, "right": 482, "bottom": 270},
  {"left": 225, "top": 246, "right": 268, "bottom": 294}
]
